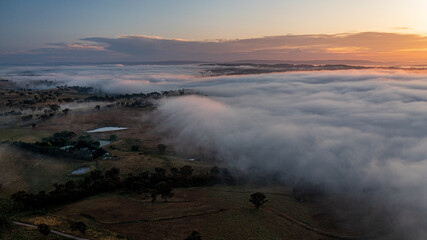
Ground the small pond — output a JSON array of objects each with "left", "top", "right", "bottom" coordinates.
[
  {"left": 99, "top": 140, "right": 111, "bottom": 147},
  {"left": 86, "top": 127, "right": 128, "bottom": 133},
  {"left": 71, "top": 167, "right": 90, "bottom": 175}
]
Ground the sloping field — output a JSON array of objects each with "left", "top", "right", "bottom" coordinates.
[{"left": 42, "top": 186, "right": 357, "bottom": 240}]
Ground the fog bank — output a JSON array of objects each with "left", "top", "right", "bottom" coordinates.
[{"left": 155, "top": 70, "right": 427, "bottom": 239}]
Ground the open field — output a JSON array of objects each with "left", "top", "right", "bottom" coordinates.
[
  {"left": 11, "top": 186, "right": 356, "bottom": 240},
  {"left": 0, "top": 127, "right": 53, "bottom": 143}
]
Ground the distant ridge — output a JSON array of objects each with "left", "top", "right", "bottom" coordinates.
[
  {"left": 0, "top": 60, "right": 209, "bottom": 67},
  {"left": 230, "top": 59, "right": 381, "bottom": 66}
]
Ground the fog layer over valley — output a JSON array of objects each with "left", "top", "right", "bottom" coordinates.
[
  {"left": 2, "top": 65, "right": 427, "bottom": 238},
  {"left": 157, "top": 71, "right": 427, "bottom": 239}
]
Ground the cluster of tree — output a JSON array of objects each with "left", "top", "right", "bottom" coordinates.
[
  {"left": 10, "top": 165, "right": 235, "bottom": 211},
  {"left": 21, "top": 114, "right": 33, "bottom": 121},
  {"left": 13, "top": 131, "right": 107, "bottom": 160},
  {"left": 63, "top": 86, "right": 94, "bottom": 93},
  {"left": 84, "top": 95, "right": 115, "bottom": 102},
  {"left": 0, "top": 109, "right": 22, "bottom": 116},
  {"left": 11, "top": 168, "right": 121, "bottom": 211},
  {"left": 82, "top": 89, "right": 195, "bottom": 104},
  {"left": 122, "top": 100, "right": 154, "bottom": 108}
]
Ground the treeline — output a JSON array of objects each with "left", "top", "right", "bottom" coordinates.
[
  {"left": 11, "top": 165, "right": 234, "bottom": 211},
  {"left": 13, "top": 131, "right": 107, "bottom": 161},
  {"left": 83, "top": 89, "right": 193, "bottom": 102}
]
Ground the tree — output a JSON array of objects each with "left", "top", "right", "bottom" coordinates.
[
  {"left": 184, "top": 231, "right": 202, "bottom": 240},
  {"left": 109, "top": 134, "right": 118, "bottom": 141},
  {"left": 155, "top": 181, "right": 174, "bottom": 202},
  {"left": 38, "top": 223, "right": 51, "bottom": 236},
  {"left": 180, "top": 165, "right": 194, "bottom": 178},
  {"left": 62, "top": 108, "right": 70, "bottom": 115},
  {"left": 249, "top": 192, "right": 268, "bottom": 209},
  {"left": 157, "top": 144, "right": 167, "bottom": 154},
  {"left": 131, "top": 145, "right": 139, "bottom": 151},
  {"left": 93, "top": 147, "right": 107, "bottom": 159}
]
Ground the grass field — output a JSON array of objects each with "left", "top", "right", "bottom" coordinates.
[
  {"left": 0, "top": 127, "right": 53, "bottom": 143},
  {"left": 14, "top": 186, "right": 354, "bottom": 240}
]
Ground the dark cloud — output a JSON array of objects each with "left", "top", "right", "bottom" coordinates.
[{"left": 2, "top": 32, "right": 427, "bottom": 64}]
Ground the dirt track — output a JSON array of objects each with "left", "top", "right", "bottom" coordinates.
[{"left": 11, "top": 221, "right": 90, "bottom": 240}]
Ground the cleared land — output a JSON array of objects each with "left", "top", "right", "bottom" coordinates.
[{"left": 11, "top": 186, "right": 356, "bottom": 240}]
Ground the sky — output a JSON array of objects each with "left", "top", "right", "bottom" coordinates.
[{"left": 1, "top": 0, "right": 427, "bottom": 64}]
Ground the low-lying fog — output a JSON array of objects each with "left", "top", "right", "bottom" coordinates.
[{"left": 2, "top": 65, "right": 427, "bottom": 239}]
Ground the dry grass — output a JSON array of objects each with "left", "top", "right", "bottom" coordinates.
[
  {"left": 0, "top": 128, "right": 53, "bottom": 143},
  {"left": 0, "top": 145, "right": 74, "bottom": 196},
  {"left": 43, "top": 186, "right": 353, "bottom": 240}
]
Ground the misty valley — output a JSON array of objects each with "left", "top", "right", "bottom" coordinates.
[{"left": 1, "top": 64, "right": 427, "bottom": 240}]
